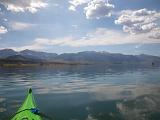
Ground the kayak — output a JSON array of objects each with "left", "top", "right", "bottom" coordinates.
[{"left": 11, "top": 88, "right": 41, "bottom": 120}]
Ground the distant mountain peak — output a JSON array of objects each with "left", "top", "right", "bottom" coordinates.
[
  {"left": 20, "top": 49, "right": 39, "bottom": 53},
  {"left": 0, "top": 49, "right": 160, "bottom": 66},
  {"left": 0, "top": 49, "right": 17, "bottom": 58},
  {"left": 0, "top": 49, "right": 16, "bottom": 52}
]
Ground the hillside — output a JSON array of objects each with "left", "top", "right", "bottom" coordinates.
[{"left": 0, "top": 49, "right": 160, "bottom": 66}]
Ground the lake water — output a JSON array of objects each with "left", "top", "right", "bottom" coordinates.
[{"left": 0, "top": 65, "right": 160, "bottom": 120}]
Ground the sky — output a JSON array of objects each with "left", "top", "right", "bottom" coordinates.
[{"left": 0, "top": 0, "right": 160, "bottom": 55}]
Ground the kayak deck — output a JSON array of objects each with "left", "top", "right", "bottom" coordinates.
[{"left": 11, "top": 88, "right": 41, "bottom": 120}]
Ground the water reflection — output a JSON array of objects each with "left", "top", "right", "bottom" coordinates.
[
  {"left": 0, "top": 97, "right": 6, "bottom": 113},
  {"left": 0, "top": 65, "right": 160, "bottom": 120},
  {"left": 117, "top": 94, "right": 160, "bottom": 120}
]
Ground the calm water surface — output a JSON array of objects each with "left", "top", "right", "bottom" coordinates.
[{"left": 0, "top": 65, "right": 160, "bottom": 120}]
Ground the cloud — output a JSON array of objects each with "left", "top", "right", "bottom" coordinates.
[
  {"left": 68, "top": 5, "right": 76, "bottom": 11},
  {"left": 10, "top": 28, "right": 160, "bottom": 51},
  {"left": 149, "top": 27, "right": 160, "bottom": 39},
  {"left": 84, "top": 0, "right": 115, "bottom": 19},
  {"left": 115, "top": 8, "right": 160, "bottom": 39},
  {"left": 3, "top": 18, "right": 8, "bottom": 22},
  {"left": 9, "top": 22, "right": 36, "bottom": 31},
  {"left": 69, "top": 0, "right": 90, "bottom": 9},
  {"left": 72, "top": 24, "right": 78, "bottom": 29},
  {"left": 69, "top": 0, "right": 115, "bottom": 19},
  {"left": 0, "top": 0, "right": 48, "bottom": 13},
  {"left": 52, "top": 3, "right": 59, "bottom": 7},
  {"left": 0, "top": 26, "right": 8, "bottom": 34},
  {"left": 11, "top": 41, "right": 44, "bottom": 51}
]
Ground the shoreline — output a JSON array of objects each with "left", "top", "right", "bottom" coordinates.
[{"left": 0, "top": 62, "right": 158, "bottom": 68}]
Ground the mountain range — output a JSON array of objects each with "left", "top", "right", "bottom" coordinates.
[{"left": 0, "top": 49, "right": 160, "bottom": 65}]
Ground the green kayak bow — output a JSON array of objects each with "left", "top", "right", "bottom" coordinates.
[{"left": 11, "top": 88, "right": 41, "bottom": 120}]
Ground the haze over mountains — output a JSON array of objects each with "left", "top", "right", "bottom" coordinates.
[{"left": 0, "top": 49, "right": 160, "bottom": 65}]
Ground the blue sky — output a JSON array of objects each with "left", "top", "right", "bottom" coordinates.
[{"left": 0, "top": 0, "right": 160, "bottom": 55}]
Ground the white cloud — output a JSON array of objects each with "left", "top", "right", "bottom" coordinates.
[
  {"left": 10, "top": 22, "right": 36, "bottom": 31},
  {"left": 149, "top": 27, "right": 160, "bottom": 39},
  {"left": 69, "top": 5, "right": 76, "bottom": 11},
  {"left": 0, "top": 8, "right": 7, "bottom": 34},
  {"left": 72, "top": 24, "right": 78, "bottom": 29},
  {"left": 84, "top": 0, "right": 114, "bottom": 19},
  {"left": 115, "top": 8, "right": 160, "bottom": 39},
  {"left": 0, "top": 0, "right": 48, "bottom": 13},
  {"left": 69, "top": 0, "right": 114, "bottom": 19},
  {"left": 11, "top": 41, "right": 45, "bottom": 51},
  {"left": 0, "top": 26, "right": 8, "bottom": 34},
  {"left": 10, "top": 28, "right": 160, "bottom": 51},
  {"left": 69, "top": 0, "right": 90, "bottom": 8},
  {"left": 3, "top": 18, "right": 8, "bottom": 22},
  {"left": 52, "top": 3, "right": 59, "bottom": 7}
]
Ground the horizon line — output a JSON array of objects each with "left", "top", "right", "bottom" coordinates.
[{"left": 0, "top": 48, "right": 159, "bottom": 57}]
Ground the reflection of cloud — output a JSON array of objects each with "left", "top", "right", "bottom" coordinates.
[
  {"left": 90, "top": 84, "right": 135, "bottom": 101},
  {"left": 86, "top": 106, "right": 91, "bottom": 112},
  {"left": 31, "top": 76, "right": 160, "bottom": 107},
  {"left": 86, "top": 114, "right": 97, "bottom": 120},
  {"left": 0, "top": 97, "right": 6, "bottom": 113},
  {"left": 0, "top": 97, "right": 6, "bottom": 103},
  {"left": 117, "top": 95, "right": 160, "bottom": 120},
  {"left": 10, "top": 100, "right": 22, "bottom": 109},
  {"left": 0, "top": 107, "right": 6, "bottom": 112},
  {"left": 90, "top": 84, "right": 160, "bottom": 101},
  {"left": 34, "top": 79, "right": 95, "bottom": 94}
]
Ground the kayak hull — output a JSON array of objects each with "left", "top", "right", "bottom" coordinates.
[{"left": 11, "top": 88, "right": 41, "bottom": 120}]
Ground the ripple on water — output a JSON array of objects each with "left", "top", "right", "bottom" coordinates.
[{"left": 0, "top": 66, "right": 160, "bottom": 120}]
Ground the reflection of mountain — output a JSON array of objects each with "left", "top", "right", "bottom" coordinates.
[
  {"left": 0, "top": 62, "right": 160, "bottom": 120},
  {"left": 0, "top": 49, "right": 160, "bottom": 65}
]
